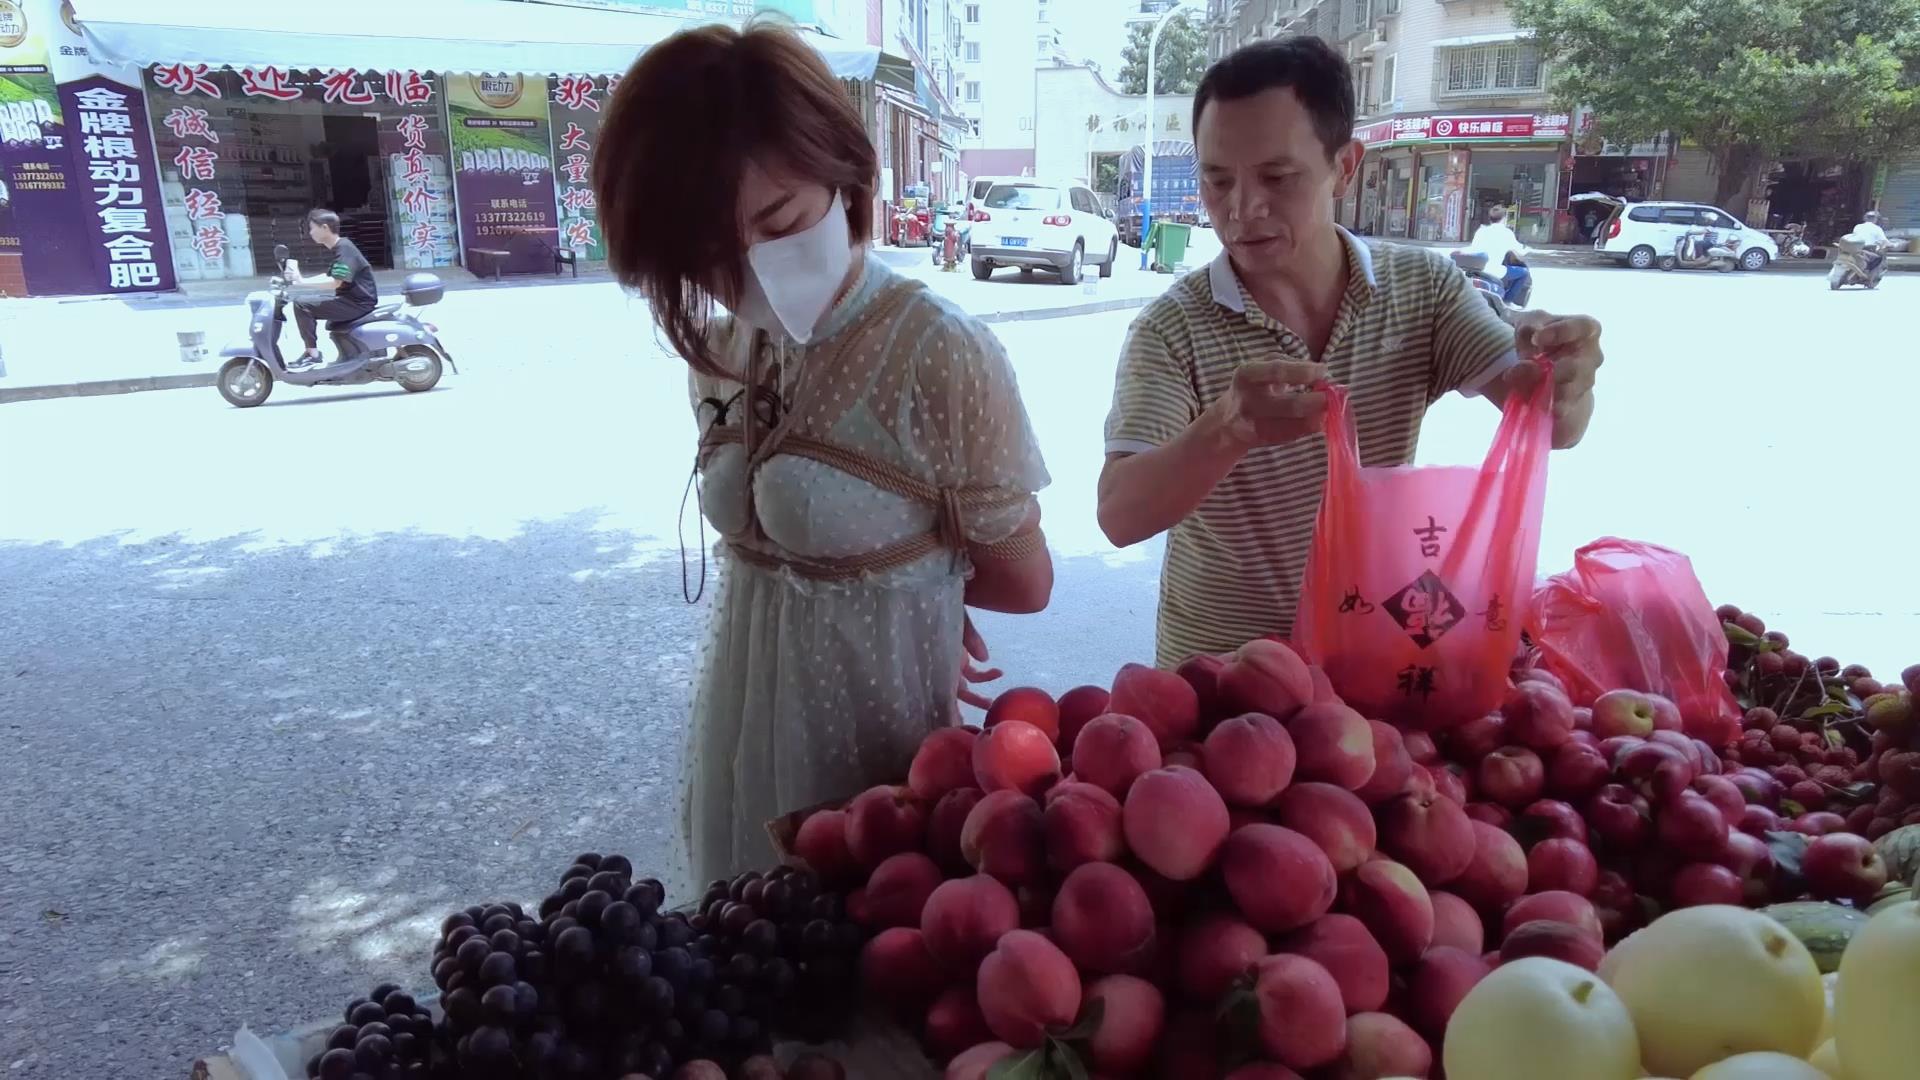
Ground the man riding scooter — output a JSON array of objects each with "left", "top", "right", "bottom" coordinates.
[
  {"left": 1848, "top": 210, "right": 1890, "bottom": 272},
  {"left": 288, "top": 209, "right": 377, "bottom": 367},
  {"left": 1461, "top": 204, "right": 1532, "bottom": 307}
]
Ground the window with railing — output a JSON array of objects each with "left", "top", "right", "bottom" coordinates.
[{"left": 1442, "top": 42, "right": 1543, "bottom": 93}]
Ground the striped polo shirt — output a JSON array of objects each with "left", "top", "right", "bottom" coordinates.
[{"left": 1105, "top": 228, "right": 1518, "bottom": 669}]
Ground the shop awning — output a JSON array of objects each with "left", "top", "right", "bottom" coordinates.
[{"left": 70, "top": 0, "right": 906, "bottom": 85}]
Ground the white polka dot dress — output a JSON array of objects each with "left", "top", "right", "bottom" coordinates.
[{"left": 678, "top": 254, "right": 1049, "bottom": 888}]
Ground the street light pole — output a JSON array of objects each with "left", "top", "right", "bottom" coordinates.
[{"left": 1140, "top": 0, "right": 1206, "bottom": 269}]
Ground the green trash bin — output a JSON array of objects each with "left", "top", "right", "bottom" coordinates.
[{"left": 1147, "top": 221, "right": 1193, "bottom": 272}]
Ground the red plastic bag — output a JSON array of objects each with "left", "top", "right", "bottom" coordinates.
[
  {"left": 1529, "top": 537, "right": 1742, "bottom": 746},
  {"left": 1295, "top": 362, "right": 1553, "bottom": 730}
]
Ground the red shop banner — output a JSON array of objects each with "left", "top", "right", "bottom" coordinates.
[{"left": 1355, "top": 112, "right": 1571, "bottom": 147}]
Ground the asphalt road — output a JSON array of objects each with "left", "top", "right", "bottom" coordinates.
[{"left": 2, "top": 263, "right": 1916, "bottom": 1076}]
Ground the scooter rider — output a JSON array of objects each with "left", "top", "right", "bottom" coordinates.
[
  {"left": 1463, "top": 205, "right": 1531, "bottom": 306},
  {"left": 288, "top": 209, "right": 377, "bottom": 367},
  {"left": 1846, "top": 210, "right": 1890, "bottom": 272}
]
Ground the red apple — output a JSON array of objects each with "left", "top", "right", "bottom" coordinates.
[
  {"left": 1571, "top": 706, "right": 1593, "bottom": 731},
  {"left": 1735, "top": 804, "right": 1782, "bottom": 837},
  {"left": 1646, "top": 692, "right": 1683, "bottom": 732},
  {"left": 1597, "top": 734, "right": 1647, "bottom": 764},
  {"left": 1655, "top": 792, "right": 1729, "bottom": 861},
  {"left": 1669, "top": 861, "right": 1745, "bottom": 907},
  {"left": 1728, "top": 767, "right": 1783, "bottom": 808},
  {"left": 1649, "top": 729, "right": 1703, "bottom": 770},
  {"left": 1353, "top": 720, "right": 1414, "bottom": 804},
  {"left": 1447, "top": 713, "right": 1507, "bottom": 763},
  {"left": 1375, "top": 790, "right": 1476, "bottom": 887},
  {"left": 1430, "top": 763, "right": 1470, "bottom": 806},
  {"left": 1793, "top": 811, "right": 1848, "bottom": 836},
  {"left": 1401, "top": 730, "right": 1439, "bottom": 766},
  {"left": 1448, "top": 821, "right": 1527, "bottom": 913},
  {"left": 1690, "top": 774, "right": 1746, "bottom": 822},
  {"left": 1055, "top": 685, "right": 1112, "bottom": 756},
  {"left": 1590, "top": 688, "right": 1657, "bottom": 739},
  {"left": 1428, "top": 890, "right": 1484, "bottom": 954},
  {"left": 1615, "top": 742, "right": 1695, "bottom": 804},
  {"left": 1803, "top": 831, "right": 1890, "bottom": 903},
  {"left": 985, "top": 687, "right": 1061, "bottom": 742},
  {"left": 1545, "top": 741, "right": 1611, "bottom": 802},
  {"left": 1502, "top": 890, "right": 1603, "bottom": 943},
  {"left": 1462, "top": 802, "right": 1512, "bottom": 829},
  {"left": 1584, "top": 784, "right": 1652, "bottom": 852},
  {"left": 1715, "top": 829, "right": 1776, "bottom": 904},
  {"left": 1475, "top": 745, "right": 1546, "bottom": 808},
  {"left": 1501, "top": 681, "right": 1576, "bottom": 751},
  {"left": 1526, "top": 837, "right": 1599, "bottom": 896}
]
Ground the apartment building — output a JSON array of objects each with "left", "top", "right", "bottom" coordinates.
[
  {"left": 1206, "top": 0, "right": 1611, "bottom": 244},
  {"left": 954, "top": 0, "right": 1072, "bottom": 181}
]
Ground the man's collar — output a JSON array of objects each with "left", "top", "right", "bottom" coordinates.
[{"left": 1209, "top": 225, "right": 1376, "bottom": 313}]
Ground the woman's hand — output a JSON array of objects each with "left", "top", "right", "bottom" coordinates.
[{"left": 958, "top": 612, "right": 1003, "bottom": 711}]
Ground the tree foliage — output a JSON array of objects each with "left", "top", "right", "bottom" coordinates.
[
  {"left": 1510, "top": 0, "right": 1920, "bottom": 204},
  {"left": 1118, "top": 12, "right": 1209, "bottom": 96}
]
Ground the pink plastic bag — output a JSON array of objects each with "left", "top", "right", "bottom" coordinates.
[
  {"left": 1529, "top": 537, "right": 1742, "bottom": 746},
  {"left": 1295, "top": 363, "right": 1553, "bottom": 730}
]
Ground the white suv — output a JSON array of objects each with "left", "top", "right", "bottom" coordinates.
[
  {"left": 1593, "top": 200, "right": 1778, "bottom": 271},
  {"left": 970, "top": 180, "right": 1120, "bottom": 285}
]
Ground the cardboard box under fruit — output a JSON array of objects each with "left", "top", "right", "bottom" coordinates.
[{"left": 193, "top": 1001, "right": 936, "bottom": 1079}]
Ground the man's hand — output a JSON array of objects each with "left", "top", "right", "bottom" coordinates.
[
  {"left": 1507, "top": 310, "right": 1601, "bottom": 448},
  {"left": 1209, "top": 359, "right": 1330, "bottom": 454}
]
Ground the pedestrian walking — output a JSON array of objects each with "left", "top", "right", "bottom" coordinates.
[{"left": 595, "top": 22, "right": 1055, "bottom": 887}]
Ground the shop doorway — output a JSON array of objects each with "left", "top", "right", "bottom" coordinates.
[
  {"left": 310, "top": 114, "right": 392, "bottom": 274},
  {"left": 1467, "top": 152, "right": 1559, "bottom": 244},
  {"left": 1764, "top": 160, "right": 1867, "bottom": 244}
]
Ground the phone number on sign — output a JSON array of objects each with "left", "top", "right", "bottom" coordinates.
[{"left": 474, "top": 211, "right": 549, "bottom": 225}]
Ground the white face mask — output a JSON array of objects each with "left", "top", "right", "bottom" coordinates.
[{"left": 733, "top": 190, "right": 853, "bottom": 345}]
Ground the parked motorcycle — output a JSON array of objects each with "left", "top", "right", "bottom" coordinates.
[
  {"left": 1659, "top": 227, "right": 1738, "bottom": 272},
  {"left": 1828, "top": 236, "right": 1887, "bottom": 290},
  {"left": 215, "top": 243, "right": 455, "bottom": 408}
]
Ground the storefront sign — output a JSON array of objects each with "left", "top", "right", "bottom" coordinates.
[
  {"left": 547, "top": 74, "right": 606, "bottom": 262},
  {"left": 448, "top": 74, "right": 560, "bottom": 275},
  {"left": 1358, "top": 112, "right": 1572, "bottom": 149},
  {"left": 0, "top": 8, "right": 97, "bottom": 296},
  {"left": 60, "top": 75, "right": 174, "bottom": 292}
]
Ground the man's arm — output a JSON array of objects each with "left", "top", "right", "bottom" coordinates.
[
  {"left": 1097, "top": 322, "right": 1327, "bottom": 548},
  {"left": 1482, "top": 311, "right": 1603, "bottom": 449}
]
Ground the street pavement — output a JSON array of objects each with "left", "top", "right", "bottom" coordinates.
[{"left": 3, "top": 262, "right": 1917, "bottom": 1076}]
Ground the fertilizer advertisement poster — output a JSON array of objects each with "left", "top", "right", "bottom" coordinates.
[{"left": 448, "top": 73, "right": 560, "bottom": 276}]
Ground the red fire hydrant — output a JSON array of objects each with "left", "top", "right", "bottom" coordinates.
[{"left": 941, "top": 222, "right": 960, "bottom": 272}]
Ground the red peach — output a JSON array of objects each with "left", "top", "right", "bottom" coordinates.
[
  {"left": 1055, "top": 685, "right": 1111, "bottom": 755},
  {"left": 1308, "top": 663, "right": 1340, "bottom": 704},
  {"left": 1499, "top": 919, "right": 1606, "bottom": 970},
  {"left": 1447, "top": 712, "right": 1509, "bottom": 762},
  {"left": 1650, "top": 728, "right": 1704, "bottom": 769},
  {"left": 1071, "top": 713, "right": 1162, "bottom": 798},
  {"left": 1330, "top": 1011, "right": 1433, "bottom": 1080},
  {"left": 984, "top": 687, "right": 1060, "bottom": 742},
  {"left": 1402, "top": 729, "right": 1440, "bottom": 765},
  {"left": 1449, "top": 820, "right": 1528, "bottom": 913},
  {"left": 1526, "top": 837, "right": 1599, "bottom": 896},
  {"left": 1340, "top": 858, "right": 1435, "bottom": 964},
  {"left": 792, "top": 808, "right": 861, "bottom": 886},
  {"left": 1597, "top": 734, "right": 1648, "bottom": 763},
  {"left": 1655, "top": 792, "right": 1729, "bottom": 861},
  {"left": 1250, "top": 954, "right": 1348, "bottom": 1070},
  {"left": 1616, "top": 741, "right": 1695, "bottom": 804},
  {"left": 1670, "top": 861, "right": 1746, "bottom": 907},
  {"left": 1175, "top": 912, "right": 1266, "bottom": 1003},
  {"left": 1431, "top": 762, "right": 1471, "bottom": 805},
  {"left": 1222, "top": 824, "right": 1337, "bottom": 933},
  {"left": 1647, "top": 692, "right": 1684, "bottom": 732},
  {"left": 1109, "top": 663, "right": 1201, "bottom": 748},
  {"left": 846, "top": 786, "right": 929, "bottom": 869},
  {"left": 864, "top": 852, "right": 943, "bottom": 929},
  {"left": 925, "top": 984, "right": 994, "bottom": 1059},
  {"left": 1123, "top": 766, "right": 1230, "bottom": 881},
  {"left": 1218, "top": 638, "right": 1316, "bottom": 722},
  {"left": 1517, "top": 798, "right": 1588, "bottom": 847},
  {"left": 1502, "top": 681, "right": 1576, "bottom": 751},
  {"left": 1585, "top": 783, "right": 1652, "bottom": 852},
  {"left": 860, "top": 927, "right": 945, "bottom": 1006},
  {"left": 927, "top": 787, "right": 986, "bottom": 875},
  {"left": 1804, "top": 831, "right": 1890, "bottom": 903},
  {"left": 1545, "top": 740, "right": 1612, "bottom": 802},
  {"left": 910, "top": 727, "right": 982, "bottom": 802},
  {"left": 1271, "top": 782, "right": 1376, "bottom": 873},
  {"left": 1405, "top": 946, "right": 1490, "bottom": 1041},
  {"left": 1354, "top": 720, "right": 1415, "bottom": 803},
  {"left": 1276, "top": 912, "right": 1389, "bottom": 1015},
  {"left": 1463, "top": 801, "right": 1513, "bottom": 829},
  {"left": 1052, "top": 862, "right": 1156, "bottom": 975},
  {"left": 1500, "top": 890, "right": 1600, "bottom": 945},
  {"left": 1288, "top": 702, "right": 1377, "bottom": 790},
  {"left": 921, "top": 875, "right": 1020, "bottom": 972},
  {"left": 1042, "top": 781, "right": 1124, "bottom": 873},
  {"left": 1792, "top": 811, "right": 1848, "bottom": 836},
  {"left": 960, "top": 789, "right": 1045, "bottom": 886},
  {"left": 976, "top": 930, "right": 1081, "bottom": 1048},
  {"left": 1375, "top": 790, "right": 1476, "bottom": 886},
  {"left": 1175, "top": 654, "right": 1228, "bottom": 726},
  {"left": 1081, "top": 974, "right": 1165, "bottom": 1075},
  {"left": 1735, "top": 803, "right": 1782, "bottom": 836},
  {"left": 1516, "top": 667, "right": 1568, "bottom": 694},
  {"left": 972, "top": 721, "right": 1061, "bottom": 798},
  {"left": 1428, "top": 890, "right": 1485, "bottom": 954},
  {"left": 1201, "top": 712, "right": 1298, "bottom": 807},
  {"left": 1476, "top": 745, "right": 1546, "bottom": 808},
  {"left": 943, "top": 1042, "right": 1016, "bottom": 1080}
]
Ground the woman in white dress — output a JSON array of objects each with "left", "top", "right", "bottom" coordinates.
[{"left": 595, "top": 23, "right": 1055, "bottom": 887}]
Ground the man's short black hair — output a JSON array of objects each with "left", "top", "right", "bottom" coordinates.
[
  {"left": 307, "top": 208, "right": 341, "bottom": 232},
  {"left": 1193, "top": 35, "right": 1355, "bottom": 159}
]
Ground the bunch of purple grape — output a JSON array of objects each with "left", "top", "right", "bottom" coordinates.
[{"left": 306, "top": 982, "right": 436, "bottom": 1079}]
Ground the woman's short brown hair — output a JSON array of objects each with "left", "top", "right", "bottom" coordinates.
[{"left": 595, "top": 21, "right": 876, "bottom": 377}]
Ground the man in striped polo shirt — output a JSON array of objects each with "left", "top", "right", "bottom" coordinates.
[{"left": 1097, "top": 37, "right": 1602, "bottom": 669}]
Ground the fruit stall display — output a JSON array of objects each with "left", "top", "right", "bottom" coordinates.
[{"left": 212, "top": 606, "right": 1920, "bottom": 1080}]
